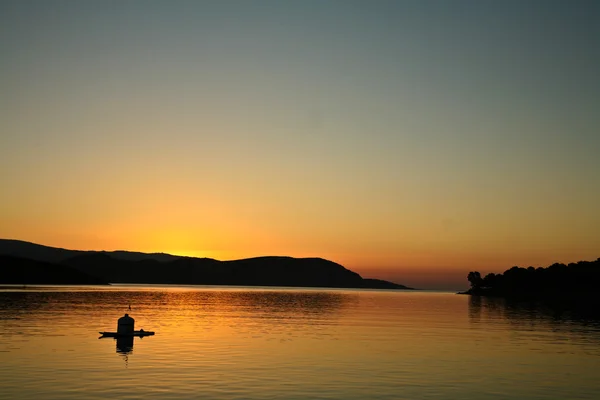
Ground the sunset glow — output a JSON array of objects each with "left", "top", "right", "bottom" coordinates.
[{"left": 1, "top": 1, "right": 599, "bottom": 289}]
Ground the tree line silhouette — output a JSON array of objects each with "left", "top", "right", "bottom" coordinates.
[{"left": 465, "top": 257, "right": 600, "bottom": 298}]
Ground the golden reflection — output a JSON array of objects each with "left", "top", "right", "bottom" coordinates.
[{"left": 115, "top": 336, "right": 133, "bottom": 368}]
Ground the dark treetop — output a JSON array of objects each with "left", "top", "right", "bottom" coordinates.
[
  {"left": 463, "top": 257, "right": 600, "bottom": 297},
  {"left": 461, "top": 257, "right": 600, "bottom": 317},
  {"left": 464, "top": 258, "right": 600, "bottom": 320}
]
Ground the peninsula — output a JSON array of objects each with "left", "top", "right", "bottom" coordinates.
[{"left": 462, "top": 257, "right": 600, "bottom": 298}]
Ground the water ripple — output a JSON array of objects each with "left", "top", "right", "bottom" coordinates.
[{"left": 1, "top": 287, "right": 599, "bottom": 399}]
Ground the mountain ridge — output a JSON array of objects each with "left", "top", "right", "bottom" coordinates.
[
  {"left": 0, "top": 254, "right": 108, "bottom": 285},
  {"left": 0, "top": 239, "right": 415, "bottom": 290}
]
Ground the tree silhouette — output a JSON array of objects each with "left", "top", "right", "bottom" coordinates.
[
  {"left": 464, "top": 257, "right": 600, "bottom": 298},
  {"left": 467, "top": 271, "right": 483, "bottom": 289}
]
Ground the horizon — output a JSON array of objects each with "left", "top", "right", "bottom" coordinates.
[
  {"left": 4, "top": 237, "right": 597, "bottom": 291},
  {"left": 1, "top": 1, "right": 599, "bottom": 291}
]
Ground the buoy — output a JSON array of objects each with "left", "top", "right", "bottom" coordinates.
[{"left": 117, "top": 313, "right": 135, "bottom": 335}]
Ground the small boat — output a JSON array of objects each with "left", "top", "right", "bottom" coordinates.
[
  {"left": 99, "top": 330, "right": 155, "bottom": 338},
  {"left": 99, "top": 313, "right": 155, "bottom": 338}
]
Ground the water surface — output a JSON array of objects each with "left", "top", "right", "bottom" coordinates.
[{"left": 1, "top": 286, "right": 599, "bottom": 399}]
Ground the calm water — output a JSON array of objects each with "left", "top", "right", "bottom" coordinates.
[{"left": 1, "top": 286, "right": 599, "bottom": 399}]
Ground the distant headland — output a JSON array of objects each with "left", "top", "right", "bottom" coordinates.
[
  {"left": 461, "top": 257, "right": 600, "bottom": 298},
  {"left": 0, "top": 239, "right": 414, "bottom": 290}
]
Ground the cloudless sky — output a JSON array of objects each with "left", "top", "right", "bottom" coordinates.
[{"left": 1, "top": 0, "right": 599, "bottom": 289}]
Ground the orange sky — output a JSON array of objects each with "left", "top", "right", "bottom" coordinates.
[{"left": 1, "top": 2, "right": 599, "bottom": 290}]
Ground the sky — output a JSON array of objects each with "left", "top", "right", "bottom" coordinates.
[{"left": 1, "top": 0, "right": 599, "bottom": 290}]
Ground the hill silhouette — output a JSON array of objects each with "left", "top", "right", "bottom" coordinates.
[
  {"left": 0, "top": 239, "right": 414, "bottom": 290},
  {"left": 0, "top": 239, "right": 178, "bottom": 263},
  {"left": 0, "top": 254, "right": 108, "bottom": 285}
]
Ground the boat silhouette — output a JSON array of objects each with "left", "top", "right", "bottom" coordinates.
[
  {"left": 99, "top": 313, "right": 155, "bottom": 338},
  {"left": 99, "top": 330, "right": 155, "bottom": 338}
]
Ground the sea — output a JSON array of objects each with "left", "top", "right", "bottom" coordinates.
[{"left": 0, "top": 286, "right": 599, "bottom": 399}]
